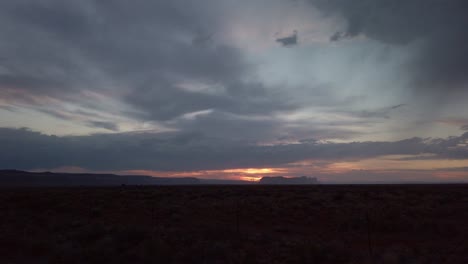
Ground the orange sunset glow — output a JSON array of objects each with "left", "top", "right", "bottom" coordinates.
[
  {"left": 222, "top": 168, "right": 280, "bottom": 174},
  {"left": 239, "top": 176, "right": 263, "bottom": 182},
  {"left": 120, "top": 167, "right": 284, "bottom": 181}
]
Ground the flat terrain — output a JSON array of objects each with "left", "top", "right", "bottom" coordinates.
[{"left": 1, "top": 185, "right": 468, "bottom": 263}]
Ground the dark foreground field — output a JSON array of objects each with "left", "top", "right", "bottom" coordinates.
[{"left": 1, "top": 185, "right": 468, "bottom": 263}]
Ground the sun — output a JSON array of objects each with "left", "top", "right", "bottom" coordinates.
[{"left": 221, "top": 167, "right": 281, "bottom": 181}]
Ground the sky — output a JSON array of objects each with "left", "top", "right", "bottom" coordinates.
[{"left": 1, "top": 0, "right": 468, "bottom": 183}]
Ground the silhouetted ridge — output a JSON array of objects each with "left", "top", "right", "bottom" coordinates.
[{"left": 0, "top": 170, "right": 200, "bottom": 187}]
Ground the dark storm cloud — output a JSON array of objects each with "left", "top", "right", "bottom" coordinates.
[
  {"left": 1, "top": 127, "right": 466, "bottom": 171},
  {"left": 0, "top": 0, "right": 293, "bottom": 123},
  {"left": 310, "top": 0, "right": 468, "bottom": 91}
]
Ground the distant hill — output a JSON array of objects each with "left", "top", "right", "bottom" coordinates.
[
  {"left": 259, "top": 176, "right": 318, "bottom": 185},
  {"left": 0, "top": 170, "right": 204, "bottom": 187}
]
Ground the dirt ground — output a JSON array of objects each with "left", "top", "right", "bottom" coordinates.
[{"left": 1, "top": 184, "right": 468, "bottom": 263}]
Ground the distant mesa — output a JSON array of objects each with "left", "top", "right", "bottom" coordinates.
[
  {"left": 0, "top": 170, "right": 257, "bottom": 187},
  {"left": 259, "top": 176, "right": 318, "bottom": 185},
  {"left": 0, "top": 170, "right": 201, "bottom": 187}
]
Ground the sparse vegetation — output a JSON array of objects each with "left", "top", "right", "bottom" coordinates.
[{"left": 1, "top": 185, "right": 468, "bottom": 263}]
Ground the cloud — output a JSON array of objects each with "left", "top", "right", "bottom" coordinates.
[
  {"left": 125, "top": 79, "right": 296, "bottom": 122},
  {"left": 390, "top": 104, "right": 405, "bottom": 110},
  {"left": 1, "top": 127, "right": 467, "bottom": 172},
  {"left": 166, "top": 108, "right": 368, "bottom": 143},
  {"left": 341, "top": 104, "right": 406, "bottom": 120},
  {"left": 309, "top": 0, "right": 468, "bottom": 93},
  {"left": 37, "top": 109, "right": 72, "bottom": 120},
  {"left": 0, "top": 0, "right": 464, "bottom": 154},
  {"left": 0, "top": 0, "right": 295, "bottom": 127},
  {"left": 86, "top": 121, "right": 119, "bottom": 131},
  {"left": 0, "top": 105, "right": 15, "bottom": 112},
  {"left": 436, "top": 118, "right": 468, "bottom": 131},
  {"left": 329, "top": 31, "right": 346, "bottom": 42},
  {"left": 275, "top": 30, "right": 298, "bottom": 46},
  {"left": 0, "top": 0, "right": 414, "bottom": 143}
]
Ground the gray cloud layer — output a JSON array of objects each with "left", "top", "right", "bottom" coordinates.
[
  {"left": 1, "top": 127, "right": 467, "bottom": 171},
  {"left": 0, "top": 0, "right": 294, "bottom": 125},
  {"left": 310, "top": 0, "right": 468, "bottom": 93},
  {"left": 2, "top": 0, "right": 395, "bottom": 143}
]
